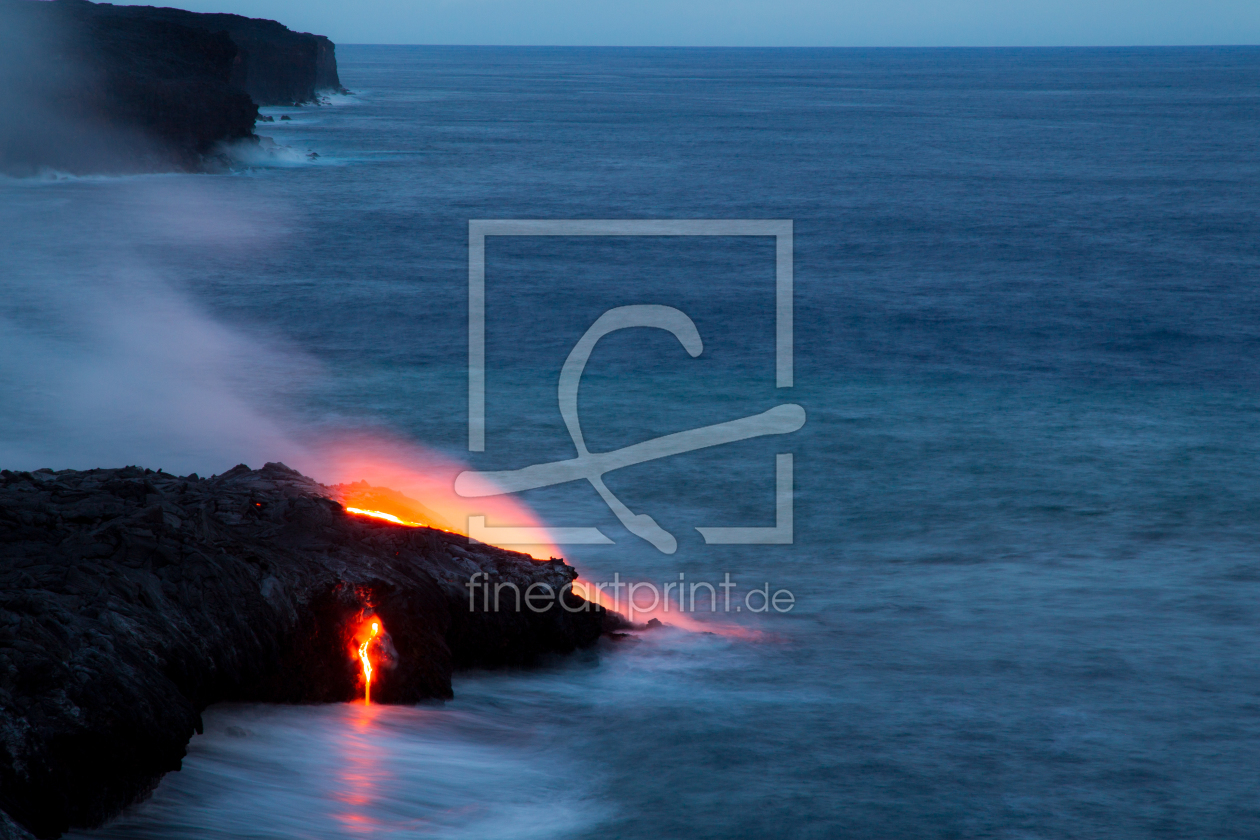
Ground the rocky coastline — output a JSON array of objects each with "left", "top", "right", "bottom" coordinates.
[
  {"left": 0, "top": 463, "right": 607, "bottom": 839},
  {"left": 0, "top": 0, "right": 346, "bottom": 174}
]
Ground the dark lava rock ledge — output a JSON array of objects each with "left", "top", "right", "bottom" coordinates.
[{"left": 0, "top": 463, "right": 607, "bottom": 839}]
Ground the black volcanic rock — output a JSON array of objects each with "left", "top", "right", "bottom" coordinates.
[
  {"left": 0, "top": 0, "right": 346, "bottom": 174},
  {"left": 0, "top": 464, "right": 606, "bottom": 838}
]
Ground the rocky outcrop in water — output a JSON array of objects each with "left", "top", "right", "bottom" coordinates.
[
  {"left": 0, "top": 0, "right": 344, "bottom": 174},
  {"left": 0, "top": 463, "right": 605, "bottom": 839}
]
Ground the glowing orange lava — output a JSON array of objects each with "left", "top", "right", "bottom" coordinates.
[
  {"left": 296, "top": 433, "right": 562, "bottom": 559},
  {"left": 344, "top": 507, "right": 423, "bottom": 527},
  {"left": 354, "top": 617, "right": 383, "bottom": 705}
]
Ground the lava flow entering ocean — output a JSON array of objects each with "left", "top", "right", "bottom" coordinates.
[
  {"left": 353, "top": 615, "right": 385, "bottom": 705},
  {"left": 311, "top": 438, "right": 762, "bottom": 639}
]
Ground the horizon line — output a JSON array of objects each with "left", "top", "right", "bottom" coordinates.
[{"left": 335, "top": 42, "right": 1260, "bottom": 49}]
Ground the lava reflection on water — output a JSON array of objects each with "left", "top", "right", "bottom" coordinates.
[{"left": 334, "top": 703, "right": 390, "bottom": 835}]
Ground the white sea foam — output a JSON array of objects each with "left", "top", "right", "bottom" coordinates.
[
  {"left": 318, "top": 90, "right": 364, "bottom": 106},
  {"left": 0, "top": 169, "right": 182, "bottom": 184},
  {"left": 220, "top": 136, "right": 324, "bottom": 168}
]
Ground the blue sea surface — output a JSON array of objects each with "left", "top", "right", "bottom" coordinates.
[{"left": 4, "top": 46, "right": 1259, "bottom": 838}]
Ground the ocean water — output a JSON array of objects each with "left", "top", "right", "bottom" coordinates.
[{"left": 3, "top": 46, "right": 1260, "bottom": 838}]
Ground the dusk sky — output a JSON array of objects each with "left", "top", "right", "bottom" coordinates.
[{"left": 121, "top": 0, "right": 1259, "bottom": 46}]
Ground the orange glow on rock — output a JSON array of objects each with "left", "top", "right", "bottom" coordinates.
[
  {"left": 296, "top": 433, "right": 562, "bottom": 559},
  {"left": 298, "top": 435, "right": 763, "bottom": 640}
]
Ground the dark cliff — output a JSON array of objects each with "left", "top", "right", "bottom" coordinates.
[
  {"left": 87, "top": 3, "right": 345, "bottom": 105},
  {"left": 0, "top": 0, "right": 257, "bottom": 173},
  {"left": 0, "top": 0, "right": 345, "bottom": 174},
  {"left": 0, "top": 464, "right": 606, "bottom": 839}
]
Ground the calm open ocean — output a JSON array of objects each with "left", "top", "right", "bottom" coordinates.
[{"left": 3, "top": 45, "right": 1259, "bottom": 838}]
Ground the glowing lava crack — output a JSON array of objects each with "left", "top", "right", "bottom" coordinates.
[
  {"left": 345, "top": 507, "right": 424, "bottom": 528},
  {"left": 353, "top": 616, "right": 390, "bottom": 705},
  {"left": 360, "top": 621, "right": 379, "bottom": 702}
]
